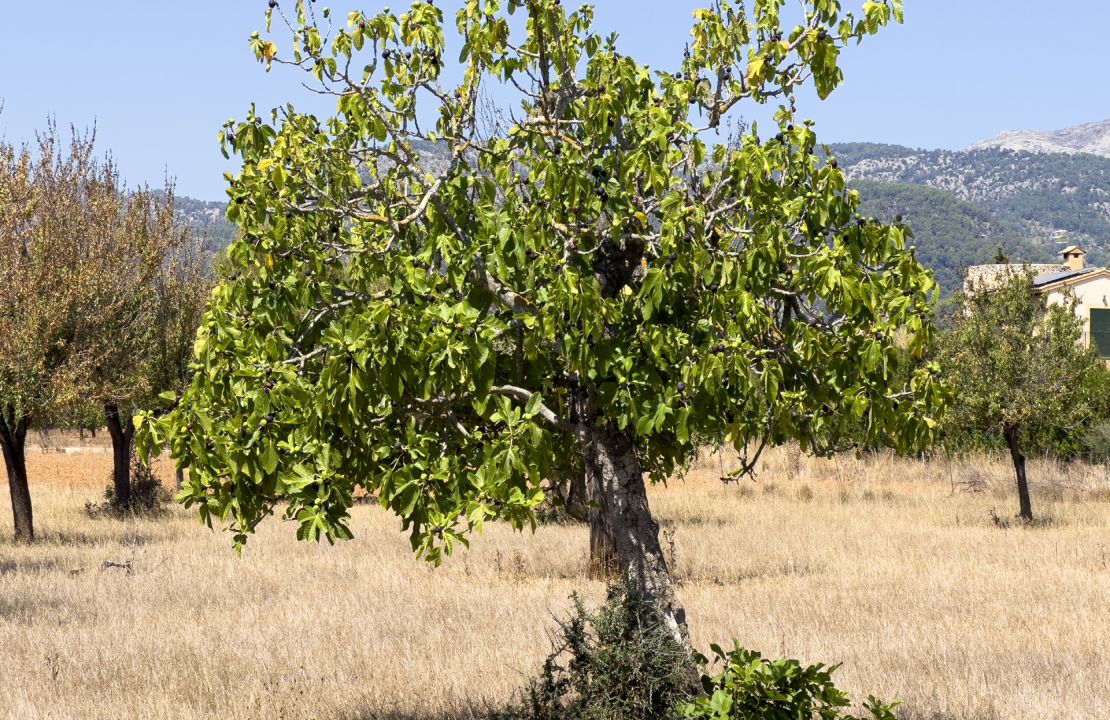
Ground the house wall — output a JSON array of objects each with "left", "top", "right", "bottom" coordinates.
[
  {"left": 964, "top": 263, "right": 1065, "bottom": 294},
  {"left": 1042, "top": 275, "right": 1110, "bottom": 352}
]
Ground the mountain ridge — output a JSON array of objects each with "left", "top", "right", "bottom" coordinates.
[
  {"left": 967, "top": 119, "right": 1110, "bottom": 158},
  {"left": 828, "top": 141, "right": 1110, "bottom": 268}
]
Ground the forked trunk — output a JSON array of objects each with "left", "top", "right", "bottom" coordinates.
[
  {"left": 104, "top": 403, "right": 134, "bottom": 509},
  {"left": 582, "top": 425, "right": 689, "bottom": 645},
  {"left": 1005, "top": 425, "right": 1034, "bottom": 521},
  {"left": 0, "top": 417, "right": 33, "bottom": 543},
  {"left": 556, "top": 465, "right": 589, "bottom": 521}
]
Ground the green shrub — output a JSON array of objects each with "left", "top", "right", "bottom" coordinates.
[
  {"left": 500, "top": 584, "right": 694, "bottom": 720},
  {"left": 501, "top": 586, "right": 900, "bottom": 720},
  {"left": 1082, "top": 419, "right": 1110, "bottom": 463},
  {"left": 678, "top": 644, "right": 898, "bottom": 720}
]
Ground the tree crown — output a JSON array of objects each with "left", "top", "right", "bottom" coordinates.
[
  {"left": 139, "top": 0, "right": 944, "bottom": 559},
  {"left": 939, "top": 270, "right": 1103, "bottom": 439}
]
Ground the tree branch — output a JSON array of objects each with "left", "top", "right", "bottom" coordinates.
[{"left": 490, "top": 385, "right": 586, "bottom": 440}]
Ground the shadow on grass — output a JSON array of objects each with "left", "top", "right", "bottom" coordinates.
[
  {"left": 988, "top": 508, "right": 1058, "bottom": 530},
  {"left": 0, "top": 597, "right": 65, "bottom": 625},
  {"left": 0, "top": 530, "right": 158, "bottom": 548}
]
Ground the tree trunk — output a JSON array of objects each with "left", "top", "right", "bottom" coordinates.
[
  {"left": 104, "top": 403, "right": 134, "bottom": 509},
  {"left": 0, "top": 416, "right": 33, "bottom": 543},
  {"left": 175, "top": 467, "right": 185, "bottom": 491},
  {"left": 582, "top": 425, "right": 689, "bottom": 645},
  {"left": 1005, "top": 425, "right": 1034, "bottom": 521},
  {"left": 587, "top": 467, "right": 619, "bottom": 579}
]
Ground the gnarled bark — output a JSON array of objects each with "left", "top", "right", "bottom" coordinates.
[
  {"left": 587, "top": 467, "right": 619, "bottom": 579},
  {"left": 0, "top": 415, "right": 33, "bottom": 543},
  {"left": 582, "top": 425, "right": 688, "bottom": 644}
]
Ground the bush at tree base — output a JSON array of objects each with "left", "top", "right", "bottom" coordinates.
[
  {"left": 501, "top": 585, "right": 898, "bottom": 720},
  {"left": 500, "top": 584, "right": 694, "bottom": 720},
  {"left": 85, "top": 455, "right": 172, "bottom": 519}
]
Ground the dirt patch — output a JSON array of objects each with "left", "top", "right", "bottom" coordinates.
[{"left": 25, "top": 453, "right": 177, "bottom": 491}]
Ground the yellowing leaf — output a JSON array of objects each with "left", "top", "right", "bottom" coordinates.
[{"left": 746, "top": 57, "right": 765, "bottom": 84}]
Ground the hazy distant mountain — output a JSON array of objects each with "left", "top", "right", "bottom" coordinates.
[
  {"left": 174, "top": 194, "right": 237, "bottom": 249},
  {"left": 967, "top": 119, "right": 1110, "bottom": 158}
]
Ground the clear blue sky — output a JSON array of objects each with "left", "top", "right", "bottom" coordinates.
[{"left": 2, "top": 1, "right": 1107, "bottom": 201}]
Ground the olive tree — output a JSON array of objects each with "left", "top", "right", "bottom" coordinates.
[
  {"left": 139, "top": 0, "right": 943, "bottom": 641},
  {"left": 938, "top": 270, "right": 1103, "bottom": 521},
  {"left": 80, "top": 187, "right": 207, "bottom": 509},
  {"left": 0, "top": 127, "right": 110, "bottom": 541},
  {"left": 0, "top": 126, "right": 206, "bottom": 539}
]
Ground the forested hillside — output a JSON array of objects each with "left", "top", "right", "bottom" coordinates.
[
  {"left": 173, "top": 194, "right": 237, "bottom": 249},
  {"left": 830, "top": 143, "right": 1110, "bottom": 263},
  {"left": 851, "top": 180, "right": 1053, "bottom": 297}
]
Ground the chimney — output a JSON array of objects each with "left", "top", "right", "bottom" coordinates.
[{"left": 1062, "top": 245, "right": 1086, "bottom": 271}]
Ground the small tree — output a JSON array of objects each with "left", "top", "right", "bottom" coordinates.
[
  {"left": 938, "top": 270, "right": 1104, "bottom": 520},
  {"left": 140, "top": 0, "right": 943, "bottom": 642},
  {"left": 0, "top": 127, "right": 110, "bottom": 542},
  {"left": 79, "top": 186, "right": 207, "bottom": 509}
]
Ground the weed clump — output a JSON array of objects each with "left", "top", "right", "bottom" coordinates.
[{"left": 678, "top": 645, "right": 899, "bottom": 720}]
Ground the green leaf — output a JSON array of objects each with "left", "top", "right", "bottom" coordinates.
[{"left": 261, "top": 444, "right": 279, "bottom": 475}]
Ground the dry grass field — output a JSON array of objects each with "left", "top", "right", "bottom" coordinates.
[{"left": 1, "top": 447, "right": 1109, "bottom": 720}]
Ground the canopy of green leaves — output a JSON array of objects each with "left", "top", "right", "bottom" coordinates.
[
  {"left": 139, "top": 0, "right": 943, "bottom": 559},
  {"left": 938, "top": 270, "right": 1105, "bottom": 449}
]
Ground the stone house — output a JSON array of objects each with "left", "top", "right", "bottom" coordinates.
[{"left": 965, "top": 246, "right": 1110, "bottom": 360}]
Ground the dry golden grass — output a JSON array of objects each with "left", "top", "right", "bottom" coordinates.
[{"left": 1, "top": 448, "right": 1109, "bottom": 720}]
